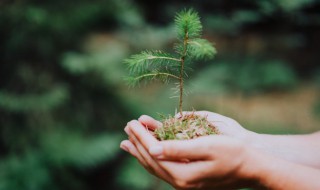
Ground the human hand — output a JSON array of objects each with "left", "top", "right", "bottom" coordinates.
[
  {"left": 121, "top": 113, "right": 320, "bottom": 190},
  {"left": 120, "top": 120, "right": 260, "bottom": 189}
]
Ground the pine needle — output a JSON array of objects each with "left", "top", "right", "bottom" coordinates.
[{"left": 188, "top": 38, "right": 217, "bottom": 60}]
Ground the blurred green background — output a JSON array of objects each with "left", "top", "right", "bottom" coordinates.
[{"left": 0, "top": 0, "right": 319, "bottom": 189}]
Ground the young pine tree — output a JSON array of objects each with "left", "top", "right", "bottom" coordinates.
[{"left": 125, "top": 9, "right": 219, "bottom": 140}]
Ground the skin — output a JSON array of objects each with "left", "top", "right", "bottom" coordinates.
[
  {"left": 177, "top": 111, "right": 320, "bottom": 169},
  {"left": 120, "top": 111, "right": 320, "bottom": 189}
]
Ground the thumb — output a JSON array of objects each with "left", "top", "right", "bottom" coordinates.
[{"left": 149, "top": 137, "right": 212, "bottom": 161}]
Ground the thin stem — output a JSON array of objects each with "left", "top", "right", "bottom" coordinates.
[
  {"left": 179, "top": 61, "right": 184, "bottom": 116},
  {"left": 179, "top": 31, "right": 189, "bottom": 116}
]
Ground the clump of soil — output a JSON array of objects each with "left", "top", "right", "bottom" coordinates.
[{"left": 154, "top": 113, "right": 219, "bottom": 141}]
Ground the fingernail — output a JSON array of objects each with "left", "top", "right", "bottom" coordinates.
[
  {"left": 138, "top": 115, "right": 148, "bottom": 120},
  {"left": 129, "top": 120, "right": 140, "bottom": 130},
  {"left": 149, "top": 146, "right": 163, "bottom": 156},
  {"left": 124, "top": 127, "right": 130, "bottom": 135},
  {"left": 131, "top": 120, "right": 140, "bottom": 126},
  {"left": 139, "top": 115, "right": 162, "bottom": 128},
  {"left": 120, "top": 143, "right": 129, "bottom": 152}
]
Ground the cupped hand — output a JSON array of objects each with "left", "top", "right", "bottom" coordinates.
[{"left": 120, "top": 120, "right": 260, "bottom": 189}]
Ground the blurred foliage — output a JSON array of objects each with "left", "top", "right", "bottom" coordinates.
[
  {"left": 117, "top": 158, "right": 173, "bottom": 190},
  {"left": 0, "top": 152, "right": 50, "bottom": 190},
  {"left": 41, "top": 131, "right": 122, "bottom": 168},
  {"left": 190, "top": 59, "right": 297, "bottom": 95},
  {"left": 314, "top": 70, "right": 320, "bottom": 117},
  {"left": 62, "top": 41, "right": 129, "bottom": 86},
  {"left": 0, "top": 0, "right": 319, "bottom": 189},
  {"left": 0, "top": 0, "right": 137, "bottom": 189},
  {"left": 117, "top": 158, "right": 155, "bottom": 190},
  {"left": 0, "top": 85, "right": 69, "bottom": 112}
]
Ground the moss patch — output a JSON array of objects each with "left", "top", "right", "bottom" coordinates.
[{"left": 155, "top": 113, "right": 219, "bottom": 140}]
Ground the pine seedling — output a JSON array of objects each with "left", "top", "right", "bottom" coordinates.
[{"left": 125, "top": 9, "right": 219, "bottom": 140}]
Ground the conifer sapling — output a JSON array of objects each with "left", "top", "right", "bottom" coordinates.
[{"left": 125, "top": 9, "right": 219, "bottom": 140}]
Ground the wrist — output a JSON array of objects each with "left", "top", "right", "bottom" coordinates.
[
  {"left": 241, "top": 146, "right": 288, "bottom": 190},
  {"left": 237, "top": 130, "right": 259, "bottom": 147},
  {"left": 243, "top": 147, "right": 320, "bottom": 190},
  {"left": 243, "top": 131, "right": 268, "bottom": 151},
  {"left": 237, "top": 146, "right": 268, "bottom": 189}
]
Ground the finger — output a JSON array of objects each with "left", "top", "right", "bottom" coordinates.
[
  {"left": 138, "top": 115, "right": 162, "bottom": 131},
  {"left": 120, "top": 140, "right": 150, "bottom": 170},
  {"left": 128, "top": 120, "right": 159, "bottom": 150},
  {"left": 159, "top": 160, "right": 213, "bottom": 185},
  {"left": 124, "top": 125, "right": 131, "bottom": 136},
  {"left": 150, "top": 136, "right": 213, "bottom": 160},
  {"left": 120, "top": 140, "right": 138, "bottom": 157},
  {"left": 127, "top": 120, "right": 175, "bottom": 182},
  {"left": 129, "top": 136, "right": 157, "bottom": 175},
  {"left": 130, "top": 133, "right": 173, "bottom": 183},
  {"left": 130, "top": 134, "right": 156, "bottom": 168},
  {"left": 125, "top": 121, "right": 203, "bottom": 183}
]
